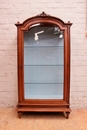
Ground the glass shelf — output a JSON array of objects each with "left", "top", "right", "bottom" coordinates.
[
  {"left": 24, "top": 83, "right": 63, "bottom": 84},
  {"left": 24, "top": 65, "right": 63, "bottom": 66},
  {"left": 24, "top": 46, "right": 64, "bottom": 47}
]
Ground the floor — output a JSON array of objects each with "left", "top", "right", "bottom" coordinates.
[{"left": 0, "top": 108, "right": 87, "bottom": 130}]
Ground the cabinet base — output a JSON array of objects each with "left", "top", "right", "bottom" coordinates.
[{"left": 17, "top": 107, "right": 71, "bottom": 119}]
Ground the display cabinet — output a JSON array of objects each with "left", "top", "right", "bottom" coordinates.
[{"left": 15, "top": 12, "right": 72, "bottom": 118}]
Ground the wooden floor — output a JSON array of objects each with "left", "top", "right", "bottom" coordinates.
[{"left": 0, "top": 108, "right": 87, "bottom": 130}]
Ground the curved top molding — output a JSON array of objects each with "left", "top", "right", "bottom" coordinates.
[{"left": 15, "top": 12, "right": 72, "bottom": 28}]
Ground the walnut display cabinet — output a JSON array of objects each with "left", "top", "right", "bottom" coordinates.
[{"left": 15, "top": 12, "right": 72, "bottom": 119}]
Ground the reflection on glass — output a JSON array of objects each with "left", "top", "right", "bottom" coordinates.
[{"left": 24, "top": 24, "right": 64, "bottom": 99}]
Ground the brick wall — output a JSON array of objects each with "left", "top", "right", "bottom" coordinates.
[{"left": 0, "top": 0, "right": 87, "bottom": 108}]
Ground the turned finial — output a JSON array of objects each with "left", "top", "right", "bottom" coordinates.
[
  {"left": 68, "top": 21, "right": 70, "bottom": 23},
  {"left": 17, "top": 21, "right": 20, "bottom": 24}
]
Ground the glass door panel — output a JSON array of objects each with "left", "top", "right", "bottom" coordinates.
[{"left": 24, "top": 24, "right": 64, "bottom": 99}]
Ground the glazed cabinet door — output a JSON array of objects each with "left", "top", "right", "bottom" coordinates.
[{"left": 24, "top": 24, "right": 64, "bottom": 100}]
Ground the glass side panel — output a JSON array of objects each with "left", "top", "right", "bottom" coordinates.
[{"left": 24, "top": 24, "right": 64, "bottom": 99}]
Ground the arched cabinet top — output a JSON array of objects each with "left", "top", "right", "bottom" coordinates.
[{"left": 15, "top": 12, "right": 72, "bottom": 30}]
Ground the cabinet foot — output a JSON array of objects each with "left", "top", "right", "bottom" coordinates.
[
  {"left": 18, "top": 112, "right": 22, "bottom": 118},
  {"left": 65, "top": 112, "right": 70, "bottom": 119}
]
